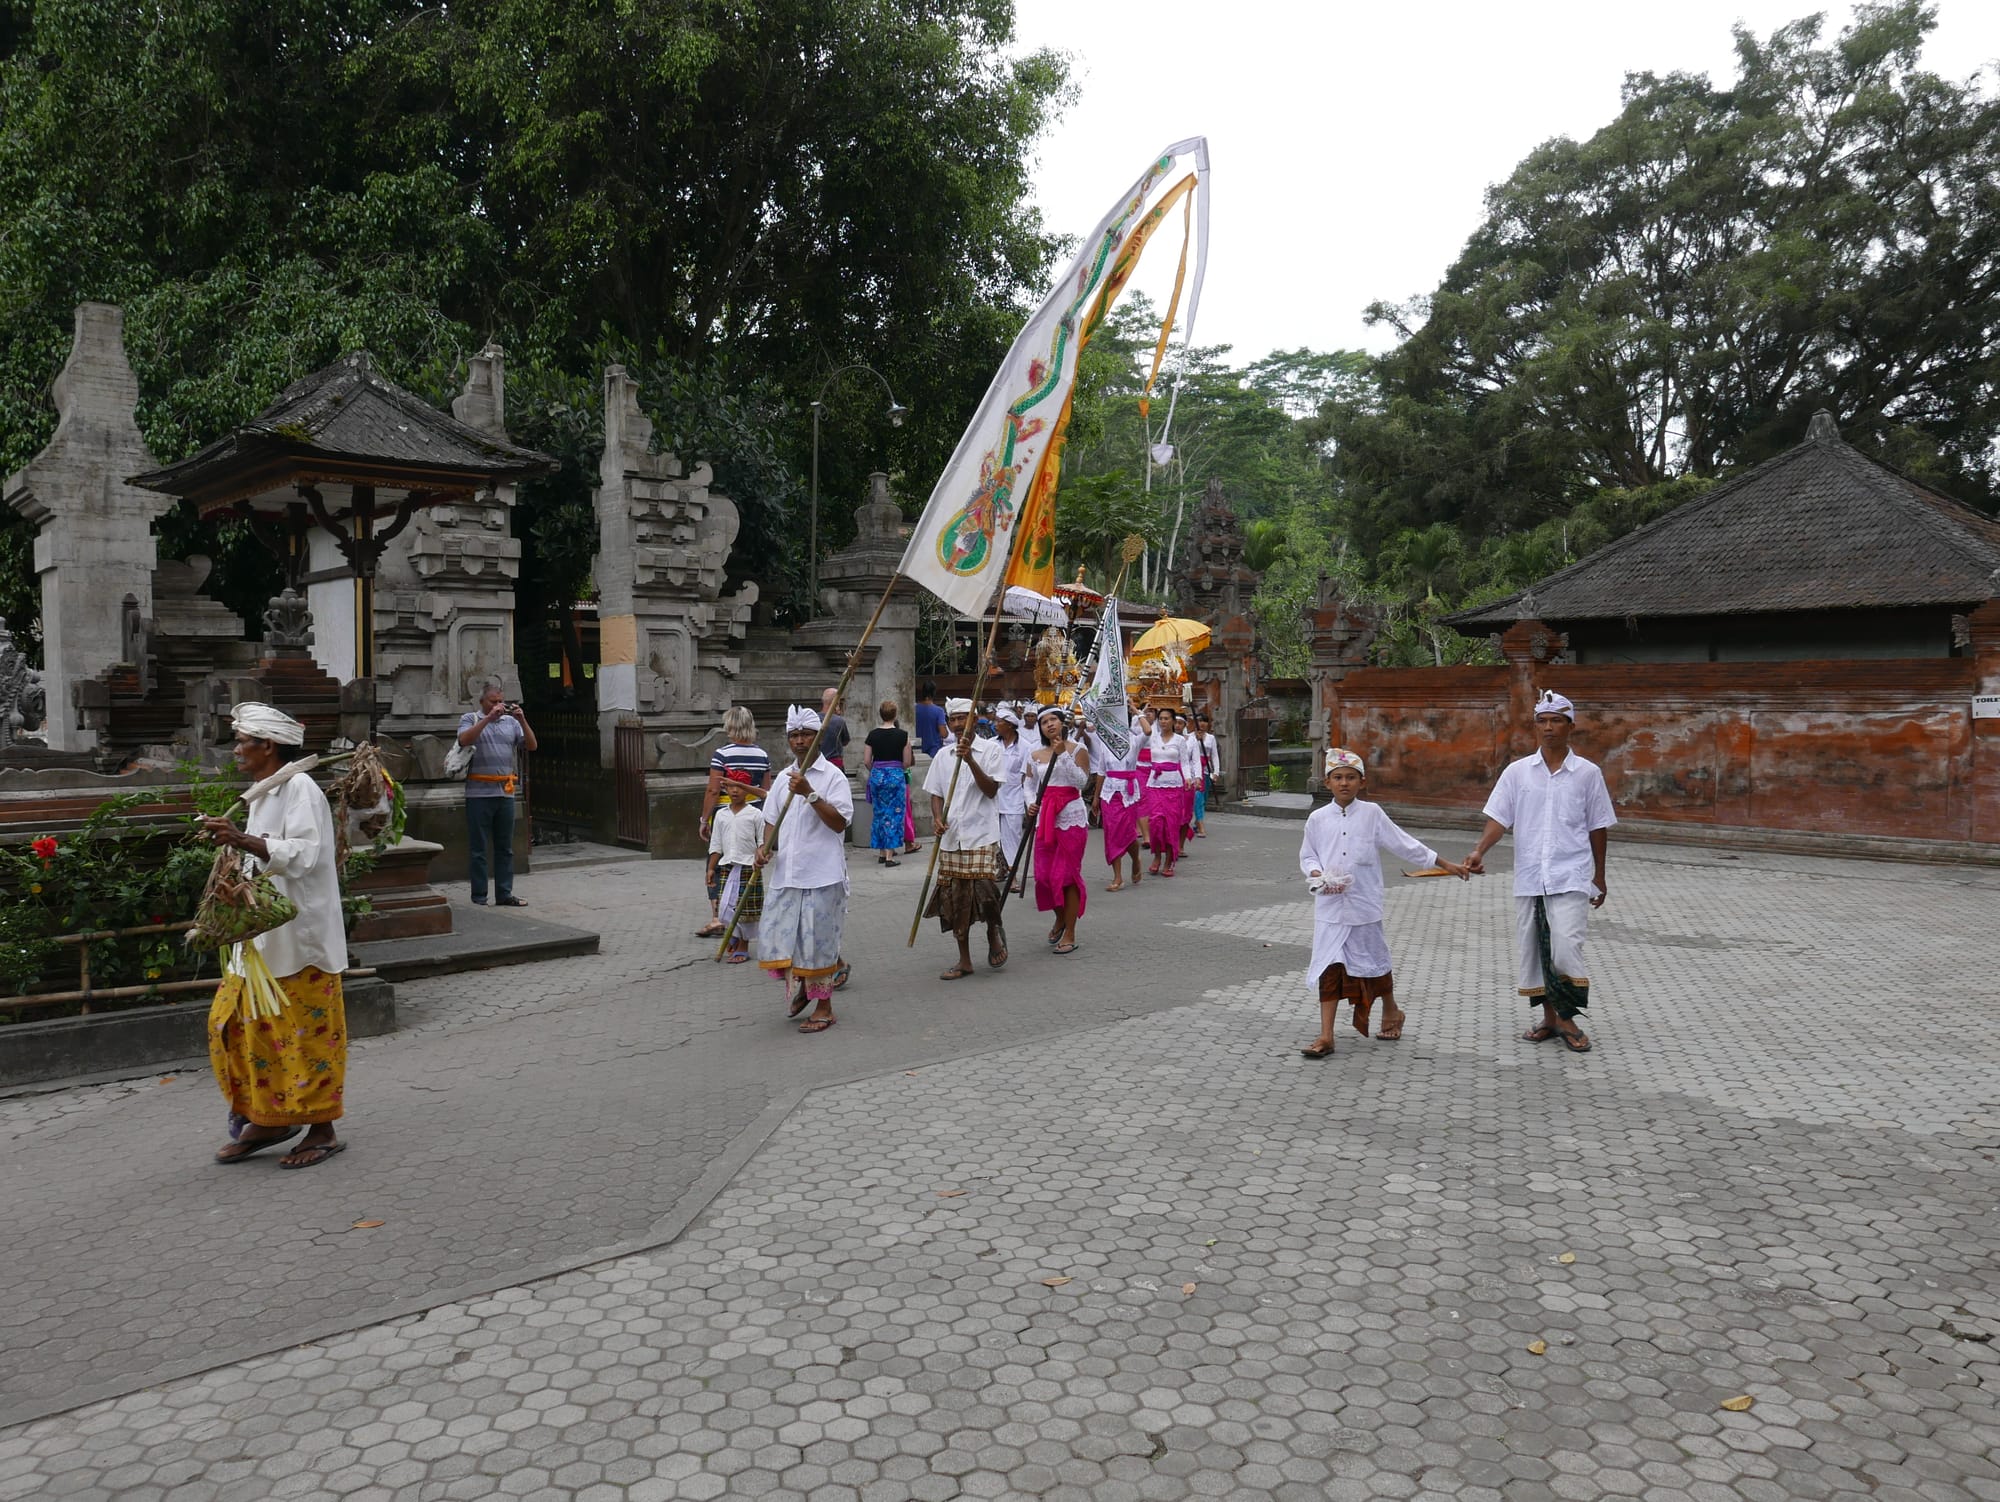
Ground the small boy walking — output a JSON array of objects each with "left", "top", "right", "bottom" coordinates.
[
  {"left": 707, "top": 770, "right": 764, "bottom": 962},
  {"left": 1298, "top": 748, "right": 1469, "bottom": 1057}
]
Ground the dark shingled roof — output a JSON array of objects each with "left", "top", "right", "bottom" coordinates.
[
  {"left": 131, "top": 351, "right": 554, "bottom": 510},
  {"left": 1448, "top": 411, "right": 2000, "bottom": 628}
]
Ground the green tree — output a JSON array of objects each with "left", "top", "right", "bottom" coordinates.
[
  {"left": 1330, "top": 1, "right": 2000, "bottom": 560},
  {"left": 0, "top": 0, "right": 1071, "bottom": 659}
]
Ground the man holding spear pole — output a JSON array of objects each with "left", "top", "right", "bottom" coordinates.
[
  {"left": 923, "top": 698, "right": 1008, "bottom": 979},
  {"left": 752, "top": 704, "right": 854, "bottom": 1033}
]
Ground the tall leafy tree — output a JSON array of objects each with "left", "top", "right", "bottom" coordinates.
[
  {"left": 1331, "top": 0, "right": 2000, "bottom": 556},
  {"left": 0, "top": 0, "right": 1069, "bottom": 657}
]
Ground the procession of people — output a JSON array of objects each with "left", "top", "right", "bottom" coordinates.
[{"left": 191, "top": 673, "right": 1616, "bottom": 1168}]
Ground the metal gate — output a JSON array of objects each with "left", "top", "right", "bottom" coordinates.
[
  {"left": 613, "top": 717, "right": 648, "bottom": 849},
  {"left": 526, "top": 707, "right": 599, "bottom": 839},
  {"left": 1234, "top": 705, "right": 1271, "bottom": 797}
]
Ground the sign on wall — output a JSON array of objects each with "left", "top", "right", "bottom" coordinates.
[{"left": 1974, "top": 694, "right": 2000, "bottom": 720}]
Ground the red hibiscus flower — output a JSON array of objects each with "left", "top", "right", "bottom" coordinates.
[{"left": 31, "top": 836, "right": 57, "bottom": 861}]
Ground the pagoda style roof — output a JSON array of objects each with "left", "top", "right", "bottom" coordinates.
[
  {"left": 1448, "top": 411, "right": 2000, "bottom": 628},
  {"left": 130, "top": 351, "right": 554, "bottom": 513}
]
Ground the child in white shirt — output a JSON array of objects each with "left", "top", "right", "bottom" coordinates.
[
  {"left": 1297, "top": 747, "right": 1468, "bottom": 1056},
  {"left": 707, "top": 773, "right": 764, "bottom": 961}
]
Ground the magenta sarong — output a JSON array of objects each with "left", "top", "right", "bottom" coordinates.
[
  {"left": 1145, "top": 775, "right": 1184, "bottom": 859},
  {"left": 1101, "top": 770, "right": 1142, "bottom": 864},
  {"left": 1034, "top": 786, "right": 1089, "bottom": 916}
]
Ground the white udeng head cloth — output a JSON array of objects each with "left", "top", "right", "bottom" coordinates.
[
  {"left": 997, "top": 704, "right": 1024, "bottom": 727},
  {"left": 232, "top": 702, "right": 306, "bottom": 746},
  {"left": 1324, "top": 747, "right": 1366, "bottom": 777},
  {"left": 785, "top": 704, "right": 823, "bottom": 733},
  {"left": 945, "top": 697, "right": 974, "bottom": 716},
  {"left": 1536, "top": 690, "right": 1576, "bottom": 721}
]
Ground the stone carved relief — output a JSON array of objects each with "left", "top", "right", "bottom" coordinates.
[
  {"left": 263, "top": 589, "right": 314, "bottom": 650},
  {"left": 592, "top": 364, "right": 759, "bottom": 731}
]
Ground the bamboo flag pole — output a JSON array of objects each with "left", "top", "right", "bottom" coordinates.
[{"left": 713, "top": 578, "right": 900, "bottom": 961}]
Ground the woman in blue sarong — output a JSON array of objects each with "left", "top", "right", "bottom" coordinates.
[{"left": 862, "top": 700, "right": 914, "bottom": 867}]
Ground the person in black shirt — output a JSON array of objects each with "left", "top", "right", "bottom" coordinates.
[{"left": 862, "top": 701, "right": 914, "bottom": 865}]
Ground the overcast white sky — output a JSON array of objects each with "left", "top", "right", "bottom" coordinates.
[{"left": 1009, "top": 0, "right": 2000, "bottom": 363}]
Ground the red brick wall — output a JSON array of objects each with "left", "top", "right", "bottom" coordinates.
[{"left": 1320, "top": 612, "right": 2000, "bottom": 845}]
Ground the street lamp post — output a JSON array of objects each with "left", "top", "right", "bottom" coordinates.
[{"left": 809, "top": 364, "right": 908, "bottom": 611}]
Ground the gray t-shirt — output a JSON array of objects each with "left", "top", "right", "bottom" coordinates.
[
  {"left": 823, "top": 713, "right": 851, "bottom": 763},
  {"left": 457, "top": 710, "right": 526, "bottom": 797}
]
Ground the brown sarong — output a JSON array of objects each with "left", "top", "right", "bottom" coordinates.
[
  {"left": 1318, "top": 963, "right": 1396, "bottom": 1035},
  {"left": 927, "top": 842, "right": 1004, "bottom": 937}
]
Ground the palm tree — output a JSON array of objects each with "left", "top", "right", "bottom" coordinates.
[{"left": 1382, "top": 523, "right": 1464, "bottom": 603}]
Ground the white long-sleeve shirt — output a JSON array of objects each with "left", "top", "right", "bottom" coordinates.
[
  {"left": 235, "top": 769, "right": 348, "bottom": 979},
  {"left": 994, "top": 736, "right": 1030, "bottom": 816},
  {"left": 1147, "top": 731, "right": 1198, "bottom": 788},
  {"left": 1298, "top": 799, "right": 1436, "bottom": 928},
  {"left": 1481, "top": 750, "right": 1617, "bottom": 897}
]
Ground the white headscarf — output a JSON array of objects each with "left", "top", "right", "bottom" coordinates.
[
  {"left": 997, "top": 703, "right": 1024, "bottom": 728},
  {"left": 945, "top": 697, "right": 973, "bottom": 716},
  {"left": 785, "top": 704, "right": 823, "bottom": 733},
  {"left": 231, "top": 702, "right": 305, "bottom": 746},
  {"left": 1536, "top": 690, "right": 1576, "bottom": 722}
]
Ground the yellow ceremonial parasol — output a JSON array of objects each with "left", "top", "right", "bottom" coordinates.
[{"left": 1129, "top": 616, "right": 1211, "bottom": 656}]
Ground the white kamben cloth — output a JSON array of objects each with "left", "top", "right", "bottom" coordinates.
[
  {"left": 924, "top": 735, "right": 1004, "bottom": 851},
  {"left": 785, "top": 704, "right": 823, "bottom": 733},
  {"left": 1536, "top": 690, "right": 1576, "bottom": 721},
  {"left": 233, "top": 770, "right": 348, "bottom": 978},
  {"left": 231, "top": 702, "right": 306, "bottom": 746},
  {"left": 761, "top": 756, "right": 853, "bottom": 891},
  {"left": 1517, "top": 892, "right": 1591, "bottom": 994},
  {"left": 1298, "top": 800, "right": 1435, "bottom": 996},
  {"left": 1482, "top": 751, "right": 1617, "bottom": 897}
]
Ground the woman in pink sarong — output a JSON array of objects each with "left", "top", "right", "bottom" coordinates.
[
  {"left": 1145, "top": 713, "right": 1189, "bottom": 877},
  {"left": 1100, "top": 761, "right": 1143, "bottom": 892},
  {"left": 1026, "top": 707, "right": 1091, "bottom": 953}
]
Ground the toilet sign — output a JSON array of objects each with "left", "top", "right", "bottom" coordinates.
[{"left": 1976, "top": 695, "right": 2000, "bottom": 720}]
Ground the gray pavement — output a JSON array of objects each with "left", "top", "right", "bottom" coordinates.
[{"left": 4, "top": 814, "right": 2000, "bottom": 1501}]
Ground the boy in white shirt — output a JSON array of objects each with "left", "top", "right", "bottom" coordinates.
[
  {"left": 1298, "top": 748, "right": 1468, "bottom": 1057},
  {"left": 706, "top": 770, "right": 763, "bottom": 963}
]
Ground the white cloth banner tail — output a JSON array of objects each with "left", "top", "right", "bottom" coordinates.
[
  {"left": 1080, "top": 597, "right": 1131, "bottom": 764},
  {"left": 899, "top": 136, "right": 1211, "bottom": 618}
]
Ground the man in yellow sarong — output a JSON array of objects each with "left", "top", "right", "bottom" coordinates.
[{"left": 202, "top": 703, "right": 351, "bottom": 1169}]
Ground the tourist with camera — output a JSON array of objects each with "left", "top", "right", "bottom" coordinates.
[{"left": 456, "top": 682, "right": 537, "bottom": 907}]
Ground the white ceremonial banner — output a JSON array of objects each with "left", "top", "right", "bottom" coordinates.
[
  {"left": 898, "top": 137, "right": 1210, "bottom": 617},
  {"left": 1081, "top": 598, "right": 1131, "bottom": 764}
]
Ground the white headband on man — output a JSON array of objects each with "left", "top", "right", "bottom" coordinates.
[
  {"left": 232, "top": 702, "right": 306, "bottom": 746},
  {"left": 1325, "top": 747, "right": 1366, "bottom": 776},
  {"left": 785, "top": 704, "right": 823, "bottom": 733},
  {"left": 945, "top": 697, "right": 973, "bottom": 716},
  {"left": 997, "top": 704, "right": 1024, "bottom": 727},
  {"left": 1536, "top": 690, "right": 1576, "bottom": 721}
]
